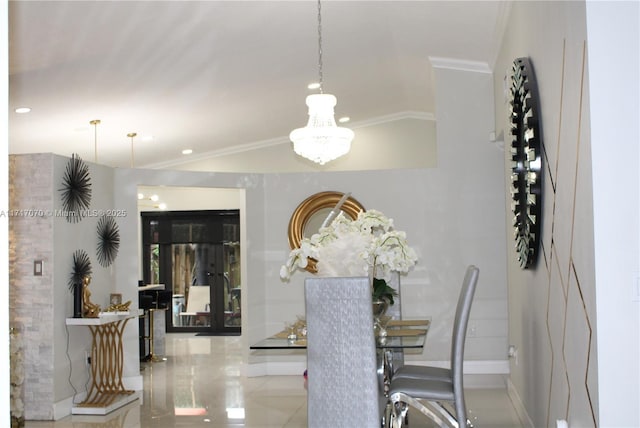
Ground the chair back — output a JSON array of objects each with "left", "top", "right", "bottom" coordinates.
[
  {"left": 450, "top": 265, "right": 480, "bottom": 423},
  {"left": 185, "top": 286, "right": 210, "bottom": 312},
  {"left": 305, "top": 277, "right": 380, "bottom": 428}
]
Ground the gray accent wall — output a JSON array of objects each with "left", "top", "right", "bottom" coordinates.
[{"left": 494, "top": 1, "right": 639, "bottom": 426}]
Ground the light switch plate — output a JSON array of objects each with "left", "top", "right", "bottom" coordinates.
[{"left": 34, "top": 260, "right": 43, "bottom": 276}]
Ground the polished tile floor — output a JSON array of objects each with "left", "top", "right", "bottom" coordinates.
[{"left": 26, "top": 334, "right": 524, "bottom": 427}]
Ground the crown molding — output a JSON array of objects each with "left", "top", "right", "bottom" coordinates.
[
  {"left": 350, "top": 110, "right": 435, "bottom": 129},
  {"left": 429, "top": 56, "right": 492, "bottom": 74},
  {"left": 143, "top": 111, "right": 435, "bottom": 170}
]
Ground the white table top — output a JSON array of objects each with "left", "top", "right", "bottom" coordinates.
[{"left": 66, "top": 309, "right": 143, "bottom": 325}]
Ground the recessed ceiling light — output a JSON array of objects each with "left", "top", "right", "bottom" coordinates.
[
  {"left": 158, "top": 202, "right": 167, "bottom": 210},
  {"left": 137, "top": 193, "right": 144, "bottom": 200},
  {"left": 307, "top": 82, "right": 321, "bottom": 90},
  {"left": 338, "top": 116, "right": 350, "bottom": 123},
  {"left": 150, "top": 194, "right": 159, "bottom": 202},
  {"left": 182, "top": 149, "right": 193, "bottom": 155},
  {"left": 15, "top": 107, "right": 31, "bottom": 114}
]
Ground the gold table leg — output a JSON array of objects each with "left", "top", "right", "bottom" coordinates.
[{"left": 78, "top": 318, "right": 135, "bottom": 409}]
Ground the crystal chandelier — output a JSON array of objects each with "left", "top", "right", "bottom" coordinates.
[{"left": 290, "top": 0, "right": 354, "bottom": 165}]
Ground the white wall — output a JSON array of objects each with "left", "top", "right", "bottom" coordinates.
[
  {"left": 430, "top": 61, "right": 508, "bottom": 365},
  {"left": 586, "top": 2, "right": 640, "bottom": 426},
  {"left": 260, "top": 166, "right": 507, "bottom": 369}
]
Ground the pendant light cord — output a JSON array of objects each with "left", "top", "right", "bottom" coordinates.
[
  {"left": 317, "top": 0, "right": 323, "bottom": 94},
  {"left": 90, "top": 119, "right": 100, "bottom": 163}
]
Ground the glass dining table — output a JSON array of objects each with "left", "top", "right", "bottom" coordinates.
[{"left": 250, "top": 318, "right": 431, "bottom": 395}]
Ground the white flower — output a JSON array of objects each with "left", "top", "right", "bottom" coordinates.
[{"left": 280, "top": 209, "right": 418, "bottom": 284}]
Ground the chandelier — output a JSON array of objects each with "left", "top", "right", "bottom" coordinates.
[{"left": 289, "top": 0, "right": 354, "bottom": 165}]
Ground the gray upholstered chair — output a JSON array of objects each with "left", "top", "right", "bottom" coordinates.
[
  {"left": 305, "top": 277, "right": 381, "bottom": 428},
  {"left": 385, "top": 265, "right": 480, "bottom": 428}
]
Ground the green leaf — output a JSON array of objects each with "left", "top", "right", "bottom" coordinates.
[{"left": 372, "top": 278, "right": 397, "bottom": 305}]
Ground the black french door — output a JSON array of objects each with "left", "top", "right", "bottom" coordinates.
[{"left": 141, "top": 210, "right": 241, "bottom": 335}]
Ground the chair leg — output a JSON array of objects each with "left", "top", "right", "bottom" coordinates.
[
  {"left": 386, "top": 400, "right": 409, "bottom": 428},
  {"left": 422, "top": 401, "right": 459, "bottom": 428},
  {"left": 389, "top": 392, "right": 461, "bottom": 428},
  {"left": 382, "top": 401, "right": 391, "bottom": 427}
]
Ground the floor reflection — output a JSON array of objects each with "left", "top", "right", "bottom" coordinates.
[{"left": 25, "top": 334, "right": 522, "bottom": 427}]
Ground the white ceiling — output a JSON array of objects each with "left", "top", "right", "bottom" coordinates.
[{"left": 8, "top": 1, "right": 508, "bottom": 169}]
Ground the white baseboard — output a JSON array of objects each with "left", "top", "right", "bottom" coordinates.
[
  {"left": 247, "top": 361, "right": 308, "bottom": 377},
  {"left": 507, "top": 377, "right": 534, "bottom": 428},
  {"left": 247, "top": 360, "right": 508, "bottom": 378},
  {"left": 52, "top": 375, "right": 143, "bottom": 420},
  {"left": 405, "top": 359, "right": 510, "bottom": 375},
  {"left": 53, "top": 391, "right": 86, "bottom": 420}
]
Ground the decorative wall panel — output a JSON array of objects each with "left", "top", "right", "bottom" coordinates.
[
  {"left": 9, "top": 154, "right": 55, "bottom": 419},
  {"left": 496, "top": 2, "right": 597, "bottom": 426}
]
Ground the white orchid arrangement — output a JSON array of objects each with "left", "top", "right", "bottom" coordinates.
[{"left": 280, "top": 209, "right": 418, "bottom": 304}]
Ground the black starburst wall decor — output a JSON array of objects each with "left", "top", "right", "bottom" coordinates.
[
  {"left": 59, "top": 154, "right": 92, "bottom": 223},
  {"left": 96, "top": 215, "right": 120, "bottom": 267},
  {"left": 68, "top": 249, "right": 92, "bottom": 290}
]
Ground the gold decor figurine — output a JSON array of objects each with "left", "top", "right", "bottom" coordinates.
[
  {"left": 105, "top": 300, "right": 132, "bottom": 313},
  {"left": 82, "top": 276, "right": 101, "bottom": 318}
]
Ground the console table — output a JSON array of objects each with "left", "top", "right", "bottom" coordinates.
[{"left": 66, "top": 312, "right": 141, "bottom": 415}]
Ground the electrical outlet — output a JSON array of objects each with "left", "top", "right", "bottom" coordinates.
[{"left": 508, "top": 345, "right": 519, "bottom": 365}]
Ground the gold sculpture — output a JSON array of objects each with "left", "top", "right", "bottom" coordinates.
[
  {"left": 82, "top": 276, "right": 101, "bottom": 318},
  {"left": 105, "top": 300, "right": 132, "bottom": 313}
]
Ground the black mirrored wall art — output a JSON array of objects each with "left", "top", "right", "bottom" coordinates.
[
  {"left": 509, "top": 57, "right": 543, "bottom": 269},
  {"left": 59, "top": 154, "right": 92, "bottom": 223},
  {"left": 96, "top": 215, "right": 120, "bottom": 267}
]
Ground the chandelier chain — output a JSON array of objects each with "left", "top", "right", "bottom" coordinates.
[{"left": 317, "top": 0, "right": 323, "bottom": 94}]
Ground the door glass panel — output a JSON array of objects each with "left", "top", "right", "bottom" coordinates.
[
  {"left": 223, "top": 242, "right": 241, "bottom": 328},
  {"left": 149, "top": 220, "right": 160, "bottom": 244},
  {"left": 172, "top": 243, "right": 213, "bottom": 329},
  {"left": 148, "top": 244, "right": 160, "bottom": 284},
  {"left": 172, "top": 220, "right": 208, "bottom": 243}
]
